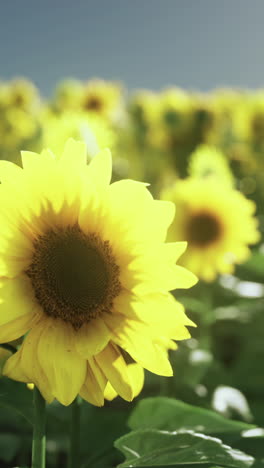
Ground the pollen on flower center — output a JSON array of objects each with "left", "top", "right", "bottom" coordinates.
[
  {"left": 186, "top": 212, "right": 222, "bottom": 247},
  {"left": 26, "top": 226, "right": 121, "bottom": 328}
]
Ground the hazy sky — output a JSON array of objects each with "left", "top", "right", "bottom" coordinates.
[{"left": 1, "top": 0, "right": 264, "bottom": 96}]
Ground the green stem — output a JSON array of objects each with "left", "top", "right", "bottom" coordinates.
[
  {"left": 68, "top": 397, "right": 81, "bottom": 468},
  {"left": 31, "top": 386, "right": 46, "bottom": 468}
]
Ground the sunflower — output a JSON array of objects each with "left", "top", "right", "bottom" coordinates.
[
  {"left": 52, "top": 79, "right": 83, "bottom": 112},
  {"left": 0, "top": 107, "right": 40, "bottom": 163},
  {"left": 40, "top": 109, "right": 115, "bottom": 157},
  {"left": 7, "top": 78, "right": 40, "bottom": 111},
  {"left": 158, "top": 88, "right": 192, "bottom": 131},
  {"left": 162, "top": 178, "right": 260, "bottom": 282},
  {"left": 0, "top": 139, "right": 196, "bottom": 406},
  {"left": 190, "top": 93, "right": 219, "bottom": 145},
  {"left": 81, "top": 79, "right": 122, "bottom": 121},
  {"left": 129, "top": 90, "right": 160, "bottom": 128},
  {"left": 188, "top": 145, "right": 235, "bottom": 188}
]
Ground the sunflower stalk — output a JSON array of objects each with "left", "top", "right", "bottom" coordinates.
[
  {"left": 32, "top": 386, "right": 46, "bottom": 468},
  {"left": 68, "top": 396, "right": 82, "bottom": 468}
]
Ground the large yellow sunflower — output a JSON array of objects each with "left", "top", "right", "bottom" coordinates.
[
  {"left": 162, "top": 178, "right": 260, "bottom": 282},
  {"left": 0, "top": 139, "right": 196, "bottom": 406}
]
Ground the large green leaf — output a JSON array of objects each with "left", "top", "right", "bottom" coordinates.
[
  {"left": 128, "top": 398, "right": 255, "bottom": 435},
  {"left": 0, "top": 377, "right": 34, "bottom": 425},
  {"left": 115, "top": 429, "right": 254, "bottom": 467}
]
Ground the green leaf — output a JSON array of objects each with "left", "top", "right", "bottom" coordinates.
[
  {"left": 128, "top": 398, "right": 255, "bottom": 435},
  {"left": 115, "top": 429, "right": 254, "bottom": 467},
  {"left": 0, "top": 377, "right": 34, "bottom": 425}
]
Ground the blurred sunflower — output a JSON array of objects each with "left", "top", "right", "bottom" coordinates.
[
  {"left": 0, "top": 139, "right": 196, "bottom": 406},
  {"left": 0, "top": 82, "right": 10, "bottom": 109},
  {"left": 129, "top": 91, "right": 160, "bottom": 127},
  {"left": 5, "top": 78, "right": 41, "bottom": 111},
  {"left": 145, "top": 88, "right": 192, "bottom": 153},
  {"left": 190, "top": 93, "right": 219, "bottom": 144},
  {"left": 0, "top": 107, "right": 40, "bottom": 162},
  {"left": 81, "top": 79, "right": 122, "bottom": 121},
  {"left": 162, "top": 178, "right": 260, "bottom": 281},
  {"left": 52, "top": 79, "right": 83, "bottom": 112},
  {"left": 188, "top": 144, "right": 235, "bottom": 188},
  {"left": 40, "top": 109, "right": 115, "bottom": 157}
]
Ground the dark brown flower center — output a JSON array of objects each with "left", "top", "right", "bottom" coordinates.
[
  {"left": 84, "top": 96, "right": 102, "bottom": 111},
  {"left": 27, "top": 226, "right": 121, "bottom": 328},
  {"left": 186, "top": 212, "right": 222, "bottom": 247}
]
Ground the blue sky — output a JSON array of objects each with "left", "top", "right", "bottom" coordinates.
[{"left": 1, "top": 0, "right": 264, "bottom": 96}]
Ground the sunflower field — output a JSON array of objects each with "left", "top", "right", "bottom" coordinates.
[{"left": 0, "top": 77, "right": 264, "bottom": 468}]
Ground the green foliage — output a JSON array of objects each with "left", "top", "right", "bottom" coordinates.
[
  {"left": 0, "top": 377, "right": 34, "bottom": 425},
  {"left": 235, "top": 251, "right": 264, "bottom": 283},
  {"left": 128, "top": 397, "right": 255, "bottom": 435},
  {"left": 114, "top": 398, "right": 264, "bottom": 468},
  {"left": 0, "top": 433, "right": 21, "bottom": 462},
  {"left": 115, "top": 429, "right": 254, "bottom": 467}
]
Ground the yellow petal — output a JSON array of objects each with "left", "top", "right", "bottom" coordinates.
[
  {"left": 114, "top": 291, "right": 195, "bottom": 337},
  {"left": 16, "top": 323, "right": 54, "bottom": 403},
  {"left": 40, "top": 149, "right": 56, "bottom": 161},
  {"left": 75, "top": 318, "right": 110, "bottom": 358},
  {"left": 126, "top": 363, "right": 144, "bottom": 398},
  {"left": 0, "top": 218, "right": 33, "bottom": 257},
  {"left": 105, "top": 316, "right": 173, "bottom": 377},
  {"left": 0, "top": 160, "right": 23, "bottom": 185},
  {"left": 80, "top": 359, "right": 107, "bottom": 406},
  {"left": 106, "top": 180, "right": 151, "bottom": 232},
  {"left": 104, "top": 382, "right": 117, "bottom": 401},
  {"left": 88, "top": 148, "right": 112, "bottom": 187},
  {"left": 0, "top": 313, "right": 37, "bottom": 343},
  {"left": 0, "top": 213, "right": 33, "bottom": 277},
  {"left": 0, "top": 256, "right": 30, "bottom": 278},
  {"left": 119, "top": 247, "right": 197, "bottom": 295},
  {"left": 89, "top": 356, "right": 107, "bottom": 391},
  {"left": 60, "top": 139, "right": 87, "bottom": 167},
  {"left": 169, "top": 265, "right": 198, "bottom": 289},
  {"left": 0, "top": 276, "right": 38, "bottom": 327},
  {"left": 106, "top": 181, "right": 174, "bottom": 243},
  {"left": 78, "top": 182, "right": 106, "bottom": 234},
  {"left": 161, "top": 242, "right": 188, "bottom": 263},
  {"left": 95, "top": 342, "right": 133, "bottom": 401},
  {"left": 133, "top": 263, "right": 197, "bottom": 293},
  {"left": 3, "top": 347, "right": 30, "bottom": 382},
  {"left": 149, "top": 200, "right": 175, "bottom": 241},
  {"left": 21, "top": 151, "right": 42, "bottom": 169},
  {"left": 157, "top": 336, "right": 178, "bottom": 350},
  {"left": 38, "top": 319, "right": 86, "bottom": 406}
]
